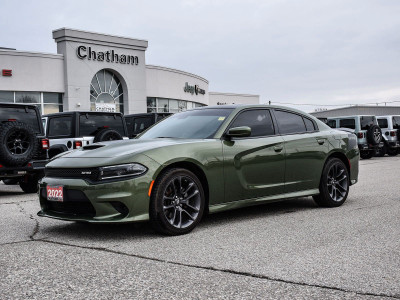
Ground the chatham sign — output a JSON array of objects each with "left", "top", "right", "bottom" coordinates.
[{"left": 76, "top": 46, "right": 139, "bottom": 65}]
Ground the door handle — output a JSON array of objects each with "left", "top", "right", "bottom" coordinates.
[
  {"left": 316, "top": 138, "right": 325, "bottom": 145},
  {"left": 274, "top": 145, "right": 283, "bottom": 152}
]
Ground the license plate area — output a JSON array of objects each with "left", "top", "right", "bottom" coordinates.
[{"left": 46, "top": 185, "right": 64, "bottom": 202}]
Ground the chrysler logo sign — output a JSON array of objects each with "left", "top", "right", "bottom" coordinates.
[
  {"left": 184, "top": 82, "right": 205, "bottom": 95},
  {"left": 76, "top": 45, "right": 139, "bottom": 65}
]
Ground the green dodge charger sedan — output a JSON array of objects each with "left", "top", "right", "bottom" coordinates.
[{"left": 38, "top": 105, "right": 359, "bottom": 235}]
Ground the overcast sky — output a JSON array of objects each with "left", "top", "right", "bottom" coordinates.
[{"left": 1, "top": 0, "right": 399, "bottom": 112}]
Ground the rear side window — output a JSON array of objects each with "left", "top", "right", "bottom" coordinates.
[
  {"left": 360, "top": 116, "right": 375, "bottom": 130},
  {"left": 377, "top": 119, "right": 388, "bottom": 129},
  {"left": 48, "top": 116, "right": 72, "bottom": 137},
  {"left": 274, "top": 110, "right": 306, "bottom": 134},
  {"left": 0, "top": 106, "right": 41, "bottom": 134},
  {"left": 304, "top": 118, "right": 315, "bottom": 131},
  {"left": 327, "top": 119, "right": 337, "bottom": 128},
  {"left": 339, "top": 119, "right": 355, "bottom": 130},
  {"left": 393, "top": 117, "right": 400, "bottom": 129},
  {"left": 230, "top": 109, "right": 274, "bottom": 137},
  {"left": 79, "top": 114, "right": 125, "bottom": 137}
]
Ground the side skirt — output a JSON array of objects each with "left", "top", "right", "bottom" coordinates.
[{"left": 208, "top": 189, "right": 320, "bottom": 214}]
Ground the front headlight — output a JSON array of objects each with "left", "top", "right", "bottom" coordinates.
[{"left": 98, "top": 163, "right": 147, "bottom": 180}]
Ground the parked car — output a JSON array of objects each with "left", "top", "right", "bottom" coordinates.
[
  {"left": 0, "top": 103, "right": 48, "bottom": 193},
  {"left": 327, "top": 115, "right": 383, "bottom": 159},
  {"left": 38, "top": 105, "right": 359, "bottom": 235},
  {"left": 42, "top": 111, "right": 129, "bottom": 158},
  {"left": 375, "top": 116, "right": 400, "bottom": 156},
  {"left": 124, "top": 112, "right": 172, "bottom": 138}
]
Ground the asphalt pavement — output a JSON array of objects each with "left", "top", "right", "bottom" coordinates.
[{"left": 0, "top": 156, "right": 399, "bottom": 299}]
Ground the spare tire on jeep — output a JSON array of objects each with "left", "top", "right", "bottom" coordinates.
[
  {"left": 366, "top": 125, "right": 382, "bottom": 145},
  {"left": 0, "top": 121, "right": 38, "bottom": 166},
  {"left": 93, "top": 128, "right": 123, "bottom": 143}
]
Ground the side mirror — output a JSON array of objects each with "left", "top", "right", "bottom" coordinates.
[{"left": 226, "top": 126, "right": 251, "bottom": 138}]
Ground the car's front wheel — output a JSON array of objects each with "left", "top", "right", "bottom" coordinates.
[
  {"left": 150, "top": 168, "right": 205, "bottom": 235},
  {"left": 313, "top": 158, "right": 350, "bottom": 207}
]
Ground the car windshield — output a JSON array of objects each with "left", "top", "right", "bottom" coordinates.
[
  {"left": 138, "top": 108, "right": 234, "bottom": 139},
  {"left": 0, "top": 106, "right": 42, "bottom": 134}
]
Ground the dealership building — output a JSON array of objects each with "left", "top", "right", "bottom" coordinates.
[{"left": 0, "top": 28, "right": 259, "bottom": 115}]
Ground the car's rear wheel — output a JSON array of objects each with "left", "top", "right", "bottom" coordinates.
[
  {"left": 313, "top": 158, "right": 350, "bottom": 207},
  {"left": 150, "top": 168, "right": 205, "bottom": 235},
  {"left": 375, "top": 144, "right": 386, "bottom": 157},
  {"left": 387, "top": 147, "right": 398, "bottom": 156},
  {"left": 360, "top": 150, "right": 374, "bottom": 159},
  {"left": 19, "top": 172, "right": 43, "bottom": 193}
]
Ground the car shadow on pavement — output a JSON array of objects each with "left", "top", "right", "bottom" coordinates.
[{"left": 38, "top": 197, "right": 319, "bottom": 241}]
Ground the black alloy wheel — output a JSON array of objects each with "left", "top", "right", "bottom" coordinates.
[
  {"left": 150, "top": 168, "right": 205, "bottom": 235},
  {"left": 313, "top": 158, "right": 350, "bottom": 207},
  {"left": 0, "top": 122, "right": 38, "bottom": 166}
]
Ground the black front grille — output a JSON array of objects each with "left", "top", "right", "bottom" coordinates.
[
  {"left": 41, "top": 188, "right": 96, "bottom": 217},
  {"left": 45, "top": 167, "right": 100, "bottom": 182}
]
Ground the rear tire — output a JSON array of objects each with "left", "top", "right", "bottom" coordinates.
[
  {"left": 387, "top": 147, "right": 398, "bottom": 156},
  {"left": 150, "top": 168, "right": 205, "bottom": 235},
  {"left": 360, "top": 150, "right": 374, "bottom": 159},
  {"left": 0, "top": 122, "right": 38, "bottom": 166},
  {"left": 19, "top": 173, "right": 43, "bottom": 193},
  {"left": 313, "top": 158, "right": 350, "bottom": 207},
  {"left": 375, "top": 144, "right": 386, "bottom": 157}
]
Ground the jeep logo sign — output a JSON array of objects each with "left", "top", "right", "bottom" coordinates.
[
  {"left": 184, "top": 82, "right": 205, "bottom": 95},
  {"left": 76, "top": 45, "right": 139, "bottom": 65}
]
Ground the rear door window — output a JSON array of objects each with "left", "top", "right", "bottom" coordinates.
[
  {"left": 79, "top": 114, "right": 126, "bottom": 137},
  {"left": 229, "top": 109, "right": 275, "bottom": 137},
  {"left": 339, "top": 119, "right": 356, "bottom": 130},
  {"left": 377, "top": 119, "right": 388, "bottom": 129},
  {"left": 274, "top": 110, "right": 307, "bottom": 134},
  {"left": 303, "top": 117, "right": 315, "bottom": 131},
  {"left": 48, "top": 116, "right": 73, "bottom": 137}
]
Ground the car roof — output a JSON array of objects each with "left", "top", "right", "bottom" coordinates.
[
  {"left": 0, "top": 102, "right": 40, "bottom": 110},
  {"left": 327, "top": 115, "right": 376, "bottom": 119},
  {"left": 194, "top": 104, "right": 314, "bottom": 115}
]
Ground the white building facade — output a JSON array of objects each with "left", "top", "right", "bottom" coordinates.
[{"left": 0, "top": 28, "right": 259, "bottom": 115}]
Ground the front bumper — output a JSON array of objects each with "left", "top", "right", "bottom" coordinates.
[{"left": 38, "top": 175, "right": 153, "bottom": 223}]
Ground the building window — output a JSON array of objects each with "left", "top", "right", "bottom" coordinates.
[
  {"left": 43, "top": 93, "right": 63, "bottom": 114},
  {"left": 147, "top": 97, "right": 205, "bottom": 113},
  {"left": 90, "top": 69, "right": 123, "bottom": 113},
  {"left": 0, "top": 91, "right": 14, "bottom": 102},
  {"left": 0, "top": 91, "right": 63, "bottom": 114}
]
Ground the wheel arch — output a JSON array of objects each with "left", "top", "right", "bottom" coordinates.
[
  {"left": 153, "top": 160, "right": 210, "bottom": 214},
  {"left": 324, "top": 151, "right": 351, "bottom": 176}
]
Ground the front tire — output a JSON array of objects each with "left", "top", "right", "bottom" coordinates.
[
  {"left": 150, "top": 168, "right": 205, "bottom": 235},
  {"left": 313, "top": 158, "right": 350, "bottom": 207}
]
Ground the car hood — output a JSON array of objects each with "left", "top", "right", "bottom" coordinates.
[{"left": 57, "top": 138, "right": 210, "bottom": 159}]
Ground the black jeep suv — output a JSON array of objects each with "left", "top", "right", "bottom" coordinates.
[{"left": 0, "top": 103, "right": 48, "bottom": 193}]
